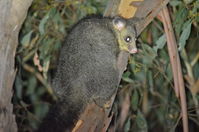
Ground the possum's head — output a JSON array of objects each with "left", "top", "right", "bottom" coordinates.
[{"left": 112, "top": 17, "right": 137, "bottom": 54}]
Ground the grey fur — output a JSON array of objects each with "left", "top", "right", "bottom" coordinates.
[{"left": 38, "top": 16, "right": 136, "bottom": 132}]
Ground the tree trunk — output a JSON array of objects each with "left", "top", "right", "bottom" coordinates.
[{"left": 0, "top": 0, "right": 33, "bottom": 131}]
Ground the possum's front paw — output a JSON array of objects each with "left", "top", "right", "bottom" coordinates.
[{"left": 93, "top": 97, "right": 112, "bottom": 109}]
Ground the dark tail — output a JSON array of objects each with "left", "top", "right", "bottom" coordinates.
[{"left": 37, "top": 98, "right": 83, "bottom": 132}]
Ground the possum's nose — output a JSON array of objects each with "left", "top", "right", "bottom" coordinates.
[{"left": 129, "top": 48, "right": 138, "bottom": 54}]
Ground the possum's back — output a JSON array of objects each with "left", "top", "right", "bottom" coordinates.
[{"left": 53, "top": 17, "right": 119, "bottom": 104}]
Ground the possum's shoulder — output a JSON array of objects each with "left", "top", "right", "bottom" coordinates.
[
  {"left": 76, "top": 14, "right": 112, "bottom": 24},
  {"left": 67, "top": 15, "right": 112, "bottom": 33}
]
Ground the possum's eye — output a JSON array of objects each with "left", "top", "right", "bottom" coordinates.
[{"left": 125, "top": 36, "right": 132, "bottom": 43}]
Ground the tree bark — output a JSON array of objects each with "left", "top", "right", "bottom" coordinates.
[{"left": 0, "top": 0, "right": 33, "bottom": 131}]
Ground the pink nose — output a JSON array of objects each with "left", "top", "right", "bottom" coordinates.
[{"left": 129, "top": 48, "right": 138, "bottom": 54}]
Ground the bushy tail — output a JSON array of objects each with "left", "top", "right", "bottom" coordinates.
[{"left": 37, "top": 98, "right": 83, "bottom": 132}]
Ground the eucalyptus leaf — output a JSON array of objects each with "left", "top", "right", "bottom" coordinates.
[
  {"left": 174, "top": 7, "right": 188, "bottom": 36},
  {"left": 35, "top": 103, "right": 49, "bottom": 119},
  {"left": 39, "top": 8, "right": 57, "bottom": 35},
  {"left": 142, "top": 44, "right": 157, "bottom": 66},
  {"left": 122, "top": 77, "right": 135, "bottom": 83},
  {"left": 26, "top": 76, "right": 37, "bottom": 95},
  {"left": 122, "top": 71, "right": 135, "bottom": 83},
  {"left": 15, "top": 75, "right": 23, "bottom": 99},
  {"left": 124, "top": 118, "right": 131, "bottom": 132},
  {"left": 178, "top": 20, "right": 192, "bottom": 51},
  {"left": 132, "top": 90, "right": 139, "bottom": 111},
  {"left": 153, "top": 34, "right": 166, "bottom": 53},
  {"left": 122, "top": 71, "right": 131, "bottom": 78},
  {"left": 53, "top": 12, "right": 65, "bottom": 34},
  {"left": 169, "top": 0, "right": 182, "bottom": 7},
  {"left": 136, "top": 110, "right": 148, "bottom": 132},
  {"left": 21, "top": 30, "right": 33, "bottom": 47},
  {"left": 39, "top": 14, "right": 49, "bottom": 35},
  {"left": 183, "top": 0, "right": 193, "bottom": 4}
]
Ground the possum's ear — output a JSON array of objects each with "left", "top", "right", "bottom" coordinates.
[{"left": 112, "top": 17, "right": 126, "bottom": 31}]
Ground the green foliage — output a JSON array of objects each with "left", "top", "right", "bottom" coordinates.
[
  {"left": 14, "top": 0, "right": 199, "bottom": 131},
  {"left": 178, "top": 20, "right": 192, "bottom": 51},
  {"left": 118, "top": 0, "right": 199, "bottom": 131}
]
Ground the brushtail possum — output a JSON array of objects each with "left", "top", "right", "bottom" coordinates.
[{"left": 38, "top": 15, "right": 138, "bottom": 132}]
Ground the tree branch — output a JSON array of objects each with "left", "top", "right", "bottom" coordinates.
[{"left": 159, "top": 7, "right": 189, "bottom": 132}]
